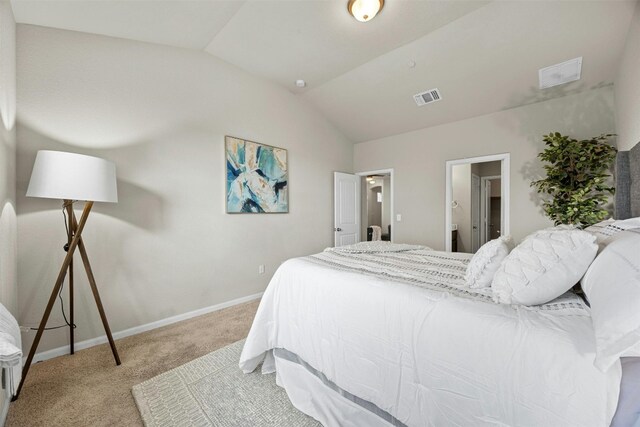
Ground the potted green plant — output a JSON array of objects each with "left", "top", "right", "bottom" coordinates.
[{"left": 531, "top": 132, "right": 617, "bottom": 228}]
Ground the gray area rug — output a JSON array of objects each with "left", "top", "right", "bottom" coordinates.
[{"left": 132, "top": 340, "right": 321, "bottom": 427}]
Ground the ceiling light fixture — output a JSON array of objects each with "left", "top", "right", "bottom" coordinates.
[{"left": 348, "top": 0, "right": 384, "bottom": 22}]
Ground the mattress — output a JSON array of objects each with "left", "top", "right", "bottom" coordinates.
[{"left": 240, "top": 246, "right": 622, "bottom": 426}]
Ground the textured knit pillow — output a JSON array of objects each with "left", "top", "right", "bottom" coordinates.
[
  {"left": 465, "top": 236, "right": 513, "bottom": 289},
  {"left": 492, "top": 229, "right": 598, "bottom": 305}
]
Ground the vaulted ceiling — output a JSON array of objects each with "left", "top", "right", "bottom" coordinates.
[{"left": 11, "top": 0, "right": 637, "bottom": 142}]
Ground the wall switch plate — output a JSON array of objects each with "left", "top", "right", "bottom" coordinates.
[
  {"left": 396, "top": 214, "right": 402, "bottom": 222},
  {"left": 258, "top": 265, "right": 265, "bottom": 274}
]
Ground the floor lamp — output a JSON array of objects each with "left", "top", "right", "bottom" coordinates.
[{"left": 14, "top": 150, "right": 121, "bottom": 400}]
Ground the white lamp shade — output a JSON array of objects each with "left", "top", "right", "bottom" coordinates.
[{"left": 26, "top": 150, "right": 118, "bottom": 203}]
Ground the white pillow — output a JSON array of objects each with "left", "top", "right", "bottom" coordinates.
[
  {"left": 584, "top": 217, "right": 640, "bottom": 247},
  {"left": 581, "top": 229, "right": 640, "bottom": 372},
  {"left": 583, "top": 218, "right": 615, "bottom": 244},
  {"left": 492, "top": 229, "right": 598, "bottom": 305},
  {"left": 465, "top": 236, "right": 513, "bottom": 289}
]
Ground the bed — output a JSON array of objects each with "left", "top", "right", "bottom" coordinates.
[{"left": 240, "top": 143, "right": 640, "bottom": 426}]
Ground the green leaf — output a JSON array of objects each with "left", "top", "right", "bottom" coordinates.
[{"left": 532, "top": 132, "right": 617, "bottom": 227}]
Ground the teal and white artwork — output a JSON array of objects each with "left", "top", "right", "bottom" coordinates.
[{"left": 226, "top": 136, "right": 288, "bottom": 213}]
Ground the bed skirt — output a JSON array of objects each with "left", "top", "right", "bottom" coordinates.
[{"left": 274, "top": 350, "right": 395, "bottom": 427}]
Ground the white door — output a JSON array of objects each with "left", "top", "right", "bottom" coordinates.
[
  {"left": 471, "top": 174, "right": 480, "bottom": 252},
  {"left": 483, "top": 179, "right": 492, "bottom": 245},
  {"left": 334, "top": 172, "right": 360, "bottom": 247}
]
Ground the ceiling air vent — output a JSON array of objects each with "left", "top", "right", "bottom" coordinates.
[
  {"left": 413, "top": 88, "right": 442, "bottom": 107},
  {"left": 539, "top": 57, "right": 582, "bottom": 89}
]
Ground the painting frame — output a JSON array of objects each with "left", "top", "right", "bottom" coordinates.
[{"left": 225, "top": 135, "right": 289, "bottom": 214}]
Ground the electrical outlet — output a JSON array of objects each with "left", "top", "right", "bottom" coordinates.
[
  {"left": 258, "top": 265, "right": 265, "bottom": 274},
  {"left": 19, "top": 326, "right": 31, "bottom": 333},
  {"left": 396, "top": 214, "right": 402, "bottom": 222}
]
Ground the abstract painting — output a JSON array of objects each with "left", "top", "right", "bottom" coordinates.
[{"left": 225, "top": 136, "right": 288, "bottom": 213}]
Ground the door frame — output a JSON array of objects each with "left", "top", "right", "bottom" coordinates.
[
  {"left": 480, "top": 175, "right": 501, "bottom": 245},
  {"left": 445, "top": 154, "right": 510, "bottom": 252},
  {"left": 471, "top": 173, "right": 481, "bottom": 252},
  {"left": 356, "top": 168, "right": 394, "bottom": 243}
]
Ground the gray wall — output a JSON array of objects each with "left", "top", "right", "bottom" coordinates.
[
  {"left": 354, "top": 86, "right": 616, "bottom": 249},
  {"left": 367, "top": 185, "right": 382, "bottom": 227},
  {"left": 615, "top": 0, "right": 640, "bottom": 151},
  {"left": 16, "top": 25, "right": 353, "bottom": 354},
  {"left": 473, "top": 161, "right": 501, "bottom": 178}
]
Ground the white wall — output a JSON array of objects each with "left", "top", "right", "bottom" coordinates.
[
  {"left": 0, "top": 0, "right": 15, "bottom": 418},
  {"left": 16, "top": 25, "right": 353, "bottom": 353},
  {"left": 615, "top": 0, "right": 640, "bottom": 151},
  {"left": 0, "top": 2, "right": 16, "bottom": 316},
  {"left": 354, "top": 86, "right": 616, "bottom": 249}
]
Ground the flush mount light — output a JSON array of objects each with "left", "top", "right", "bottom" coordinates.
[{"left": 348, "top": 0, "right": 384, "bottom": 22}]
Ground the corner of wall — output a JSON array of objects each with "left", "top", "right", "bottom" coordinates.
[
  {"left": 0, "top": 0, "right": 17, "bottom": 313},
  {"left": 0, "top": 1, "right": 18, "bottom": 420},
  {"left": 614, "top": 0, "right": 640, "bottom": 151}
]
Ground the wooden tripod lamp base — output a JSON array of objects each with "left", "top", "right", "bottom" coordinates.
[{"left": 15, "top": 151, "right": 121, "bottom": 401}]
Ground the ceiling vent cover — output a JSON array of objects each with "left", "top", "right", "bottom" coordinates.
[
  {"left": 414, "top": 88, "right": 442, "bottom": 107},
  {"left": 539, "top": 57, "right": 582, "bottom": 89}
]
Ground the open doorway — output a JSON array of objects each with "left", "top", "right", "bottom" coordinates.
[
  {"left": 480, "top": 175, "right": 502, "bottom": 245},
  {"left": 361, "top": 173, "right": 392, "bottom": 242},
  {"left": 446, "top": 154, "right": 510, "bottom": 253},
  {"left": 333, "top": 169, "right": 394, "bottom": 247}
]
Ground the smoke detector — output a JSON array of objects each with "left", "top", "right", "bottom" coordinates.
[
  {"left": 413, "top": 88, "right": 442, "bottom": 107},
  {"left": 539, "top": 57, "right": 582, "bottom": 89}
]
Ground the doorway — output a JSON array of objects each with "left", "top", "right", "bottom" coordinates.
[
  {"left": 445, "top": 154, "right": 510, "bottom": 253},
  {"left": 361, "top": 172, "right": 392, "bottom": 242},
  {"left": 480, "top": 175, "right": 502, "bottom": 245},
  {"left": 333, "top": 169, "right": 394, "bottom": 247}
]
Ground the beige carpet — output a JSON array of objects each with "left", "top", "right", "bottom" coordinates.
[{"left": 6, "top": 300, "right": 260, "bottom": 427}]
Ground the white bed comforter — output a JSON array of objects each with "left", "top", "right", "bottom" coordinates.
[{"left": 240, "top": 247, "right": 622, "bottom": 426}]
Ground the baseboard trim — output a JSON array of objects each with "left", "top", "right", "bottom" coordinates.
[{"left": 28, "top": 292, "right": 263, "bottom": 365}]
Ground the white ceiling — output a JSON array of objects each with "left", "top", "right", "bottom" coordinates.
[
  {"left": 302, "top": 0, "right": 637, "bottom": 141},
  {"left": 11, "top": 0, "right": 245, "bottom": 49},
  {"left": 205, "top": 1, "right": 488, "bottom": 90},
  {"left": 11, "top": 0, "right": 638, "bottom": 142}
]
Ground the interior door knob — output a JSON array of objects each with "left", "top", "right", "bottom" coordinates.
[{"left": 335, "top": 227, "right": 342, "bottom": 231}]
